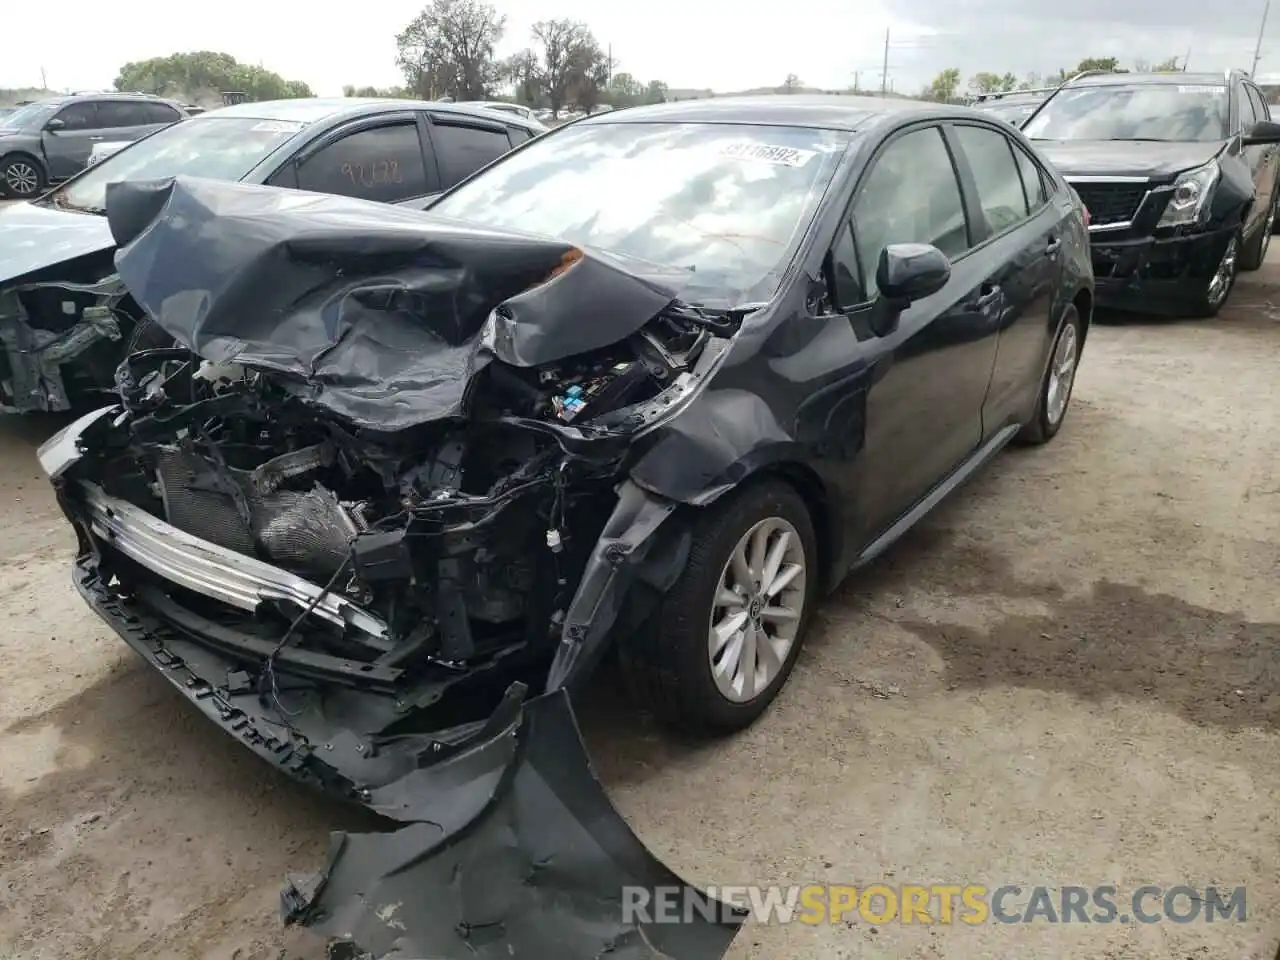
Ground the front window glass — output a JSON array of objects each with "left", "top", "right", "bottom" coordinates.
[
  {"left": 429, "top": 121, "right": 852, "bottom": 305},
  {"left": 47, "top": 116, "right": 306, "bottom": 213},
  {"left": 1023, "top": 84, "right": 1228, "bottom": 142}
]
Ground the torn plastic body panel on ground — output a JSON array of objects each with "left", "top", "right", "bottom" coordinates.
[{"left": 33, "top": 175, "right": 763, "bottom": 958}]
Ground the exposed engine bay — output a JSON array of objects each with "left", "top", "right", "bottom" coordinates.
[{"left": 83, "top": 300, "right": 720, "bottom": 707}]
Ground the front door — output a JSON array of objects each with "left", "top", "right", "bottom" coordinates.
[
  {"left": 798, "top": 123, "right": 1002, "bottom": 552},
  {"left": 41, "top": 102, "right": 102, "bottom": 180}
]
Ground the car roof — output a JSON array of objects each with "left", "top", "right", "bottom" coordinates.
[
  {"left": 1072, "top": 71, "right": 1232, "bottom": 88},
  {"left": 576, "top": 94, "right": 948, "bottom": 132},
  {"left": 206, "top": 97, "right": 543, "bottom": 129}
]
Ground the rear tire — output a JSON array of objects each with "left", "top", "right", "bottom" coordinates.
[
  {"left": 619, "top": 480, "right": 819, "bottom": 734},
  {"left": 1017, "top": 304, "right": 1082, "bottom": 445},
  {"left": 0, "top": 153, "right": 46, "bottom": 199}
]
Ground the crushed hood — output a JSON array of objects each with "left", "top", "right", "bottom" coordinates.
[
  {"left": 1033, "top": 138, "right": 1225, "bottom": 182},
  {"left": 0, "top": 200, "right": 116, "bottom": 285},
  {"left": 107, "top": 176, "right": 680, "bottom": 430}
]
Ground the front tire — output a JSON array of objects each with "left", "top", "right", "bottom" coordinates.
[
  {"left": 1239, "top": 202, "right": 1275, "bottom": 271},
  {"left": 0, "top": 153, "right": 47, "bottom": 199},
  {"left": 1191, "top": 231, "right": 1240, "bottom": 317},
  {"left": 1018, "top": 304, "right": 1082, "bottom": 445},
  {"left": 619, "top": 480, "right": 819, "bottom": 734}
]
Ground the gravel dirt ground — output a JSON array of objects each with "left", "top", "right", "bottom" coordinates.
[{"left": 2, "top": 256, "right": 1279, "bottom": 960}]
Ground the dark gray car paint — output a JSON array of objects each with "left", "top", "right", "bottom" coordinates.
[{"left": 46, "top": 97, "right": 1093, "bottom": 960}]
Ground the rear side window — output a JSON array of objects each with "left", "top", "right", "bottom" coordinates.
[
  {"left": 53, "top": 102, "right": 98, "bottom": 130},
  {"left": 1012, "top": 143, "right": 1047, "bottom": 210},
  {"left": 954, "top": 124, "right": 1030, "bottom": 234},
  {"left": 508, "top": 126, "right": 532, "bottom": 145},
  {"left": 295, "top": 122, "right": 432, "bottom": 203},
  {"left": 433, "top": 121, "right": 512, "bottom": 187},
  {"left": 852, "top": 125, "right": 970, "bottom": 300},
  {"left": 97, "top": 101, "right": 150, "bottom": 127}
]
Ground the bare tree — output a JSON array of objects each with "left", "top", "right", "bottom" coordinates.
[
  {"left": 396, "top": 0, "right": 505, "bottom": 100},
  {"left": 532, "top": 19, "right": 592, "bottom": 116},
  {"left": 781, "top": 73, "right": 803, "bottom": 93}
]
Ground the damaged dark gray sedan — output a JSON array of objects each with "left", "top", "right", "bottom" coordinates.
[{"left": 39, "top": 96, "right": 1093, "bottom": 958}]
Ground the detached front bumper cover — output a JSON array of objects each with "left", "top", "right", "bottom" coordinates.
[{"left": 282, "top": 688, "right": 746, "bottom": 959}]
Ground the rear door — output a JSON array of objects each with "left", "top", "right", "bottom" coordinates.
[
  {"left": 41, "top": 101, "right": 100, "bottom": 179},
  {"left": 948, "top": 121, "right": 1062, "bottom": 434},
  {"left": 426, "top": 113, "right": 519, "bottom": 190},
  {"left": 833, "top": 122, "right": 1002, "bottom": 539},
  {"left": 1245, "top": 82, "right": 1276, "bottom": 221},
  {"left": 267, "top": 113, "right": 440, "bottom": 204}
]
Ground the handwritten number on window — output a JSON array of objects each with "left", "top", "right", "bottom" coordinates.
[{"left": 340, "top": 160, "right": 403, "bottom": 189}]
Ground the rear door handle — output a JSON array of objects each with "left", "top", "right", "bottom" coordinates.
[
  {"left": 89, "top": 136, "right": 105, "bottom": 141},
  {"left": 1044, "top": 236, "right": 1062, "bottom": 257}
]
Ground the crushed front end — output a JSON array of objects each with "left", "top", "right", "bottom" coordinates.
[
  {"left": 40, "top": 175, "right": 750, "bottom": 958},
  {"left": 0, "top": 268, "right": 137, "bottom": 413}
]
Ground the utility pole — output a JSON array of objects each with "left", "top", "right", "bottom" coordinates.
[
  {"left": 853, "top": 70, "right": 861, "bottom": 92},
  {"left": 608, "top": 43, "right": 613, "bottom": 85},
  {"left": 880, "top": 28, "right": 890, "bottom": 95},
  {"left": 1183, "top": 47, "right": 1191, "bottom": 71},
  {"left": 1253, "top": 0, "right": 1271, "bottom": 76},
  {"left": 40, "top": 66, "right": 47, "bottom": 89}
]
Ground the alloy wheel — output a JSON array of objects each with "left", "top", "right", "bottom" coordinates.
[
  {"left": 707, "top": 516, "right": 808, "bottom": 703},
  {"left": 3, "top": 161, "right": 39, "bottom": 196},
  {"left": 1206, "top": 236, "right": 1238, "bottom": 309},
  {"left": 1046, "top": 321, "right": 1079, "bottom": 427}
]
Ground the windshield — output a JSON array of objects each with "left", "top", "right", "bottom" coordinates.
[
  {"left": 49, "top": 116, "right": 306, "bottom": 213},
  {"left": 0, "top": 102, "right": 57, "bottom": 130},
  {"left": 1023, "top": 84, "right": 1228, "bottom": 142},
  {"left": 428, "top": 121, "right": 852, "bottom": 305}
]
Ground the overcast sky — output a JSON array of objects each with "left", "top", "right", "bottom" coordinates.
[{"left": 4, "top": 0, "right": 1276, "bottom": 97}]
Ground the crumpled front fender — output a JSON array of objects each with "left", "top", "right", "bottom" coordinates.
[{"left": 282, "top": 688, "right": 747, "bottom": 959}]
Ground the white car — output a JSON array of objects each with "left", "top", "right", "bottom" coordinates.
[{"left": 86, "top": 141, "right": 131, "bottom": 167}]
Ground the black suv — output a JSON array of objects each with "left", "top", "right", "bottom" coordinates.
[{"left": 1024, "top": 70, "right": 1280, "bottom": 316}]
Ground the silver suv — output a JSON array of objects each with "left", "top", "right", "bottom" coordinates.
[{"left": 0, "top": 94, "right": 187, "bottom": 198}]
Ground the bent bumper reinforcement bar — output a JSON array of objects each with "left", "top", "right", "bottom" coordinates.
[{"left": 78, "top": 480, "right": 390, "bottom": 643}]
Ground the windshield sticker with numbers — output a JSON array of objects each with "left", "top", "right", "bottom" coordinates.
[{"left": 719, "top": 142, "right": 818, "bottom": 167}]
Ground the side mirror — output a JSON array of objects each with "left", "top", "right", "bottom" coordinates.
[
  {"left": 1242, "top": 119, "right": 1280, "bottom": 146},
  {"left": 869, "top": 243, "right": 950, "bottom": 337},
  {"left": 44, "top": 117, "right": 65, "bottom": 131},
  {"left": 877, "top": 242, "right": 951, "bottom": 305}
]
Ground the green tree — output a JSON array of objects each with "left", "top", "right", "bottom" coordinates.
[
  {"left": 923, "top": 67, "right": 961, "bottom": 102},
  {"left": 342, "top": 84, "right": 408, "bottom": 97},
  {"left": 644, "top": 79, "right": 668, "bottom": 104},
  {"left": 114, "top": 52, "right": 313, "bottom": 101},
  {"left": 1073, "top": 56, "right": 1127, "bottom": 74},
  {"left": 1000, "top": 72, "right": 1018, "bottom": 91},
  {"left": 608, "top": 71, "right": 644, "bottom": 108},
  {"left": 969, "top": 71, "right": 1005, "bottom": 95},
  {"left": 395, "top": 0, "right": 505, "bottom": 100}
]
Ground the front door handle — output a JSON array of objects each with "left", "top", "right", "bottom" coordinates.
[
  {"left": 972, "top": 283, "right": 1001, "bottom": 309},
  {"left": 1044, "top": 236, "right": 1062, "bottom": 257},
  {"left": 89, "top": 136, "right": 105, "bottom": 141}
]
